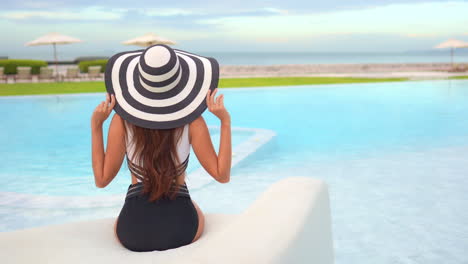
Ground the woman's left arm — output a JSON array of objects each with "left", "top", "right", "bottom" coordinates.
[{"left": 91, "top": 93, "right": 126, "bottom": 188}]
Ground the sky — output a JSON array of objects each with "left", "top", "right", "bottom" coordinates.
[{"left": 1, "top": 0, "right": 468, "bottom": 60}]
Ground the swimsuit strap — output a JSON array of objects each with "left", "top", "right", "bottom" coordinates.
[{"left": 125, "top": 182, "right": 190, "bottom": 200}]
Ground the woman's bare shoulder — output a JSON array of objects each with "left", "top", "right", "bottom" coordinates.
[
  {"left": 190, "top": 115, "right": 205, "bottom": 126},
  {"left": 110, "top": 113, "right": 126, "bottom": 131},
  {"left": 189, "top": 115, "right": 209, "bottom": 131},
  {"left": 188, "top": 116, "right": 208, "bottom": 143},
  {"left": 111, "top": 112, "right": 124, "bottom": 123}
]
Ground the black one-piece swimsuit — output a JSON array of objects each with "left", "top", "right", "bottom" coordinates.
[{"left": 116, "top": 180, "right": 199, "bottom": 252}]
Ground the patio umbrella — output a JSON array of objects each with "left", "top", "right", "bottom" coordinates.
[
  {"left": 25, "top": 32, "right": 82, "bottom": 78},
  {"left": 434, "top": 39, "right": 468, "bottom": 67},
  {"left": 122, "top": 33, "right": 176, "bottom": 47}
]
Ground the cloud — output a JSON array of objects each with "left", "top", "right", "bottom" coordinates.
[
  {"left": 139, "top": 8, "right": 205, "bottom": 17},
  {"left": 0, "top": 7, "right": 123, "bottom": 21},
  {"left": 113, "top": 7, "right": 288, "bottom": 19},
  {"left": 260, "top": 7, "right": 289, "bottom": 15},
  {"left": 17, "top": 1, "right": 57, "bottom": 9},
  {"left": 197, "top": 2, "right": 468, "bottom": 39},
  {"left": 404, "top": 33, "right": 439, "bottom": 38},
  {"left": 2, "top": 0, "right": 464, "bottom": 13},
  {"left": 108, "top": 7, "right": 207, "bottom": 17},
  {"left": 1, "top": 0, "right": 467, "bottom": 54},
  {"left": 0, "top": 6, "right": 290, "bottom": 25}
]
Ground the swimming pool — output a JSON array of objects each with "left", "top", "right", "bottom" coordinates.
[{"left": 1, "top": 80, "right": 467, "bottom": 263}]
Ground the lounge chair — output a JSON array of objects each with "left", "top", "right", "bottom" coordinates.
[
  {"left": 0, "top": 177, "right": 334, "bottom": 264},
  {"left": 0, "top": 67, "right": 6, "bottom": 83},
  {"left": 88, "top": 66, "right": 102, "bottom": 80},
  {"left": 63, "top": 67, "right": 81, "bottom": 81},
  {"left": 14, "top": 66, "right": 33, "bottom": 83},
  {"left": 38, "top": 67, "right": 54, "bottom": 82}
]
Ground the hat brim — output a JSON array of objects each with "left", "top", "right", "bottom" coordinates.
[{"left": 105, "top": 48, "right": 219, "bottom": 129}]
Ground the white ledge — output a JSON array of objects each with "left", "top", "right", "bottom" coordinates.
[{"left": 0, "top": 177, "right": 334, "bottom": 264}]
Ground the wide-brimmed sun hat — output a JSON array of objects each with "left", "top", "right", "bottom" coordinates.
[{"left": 105, "top": 44, "right": 219, "bottom": 129}]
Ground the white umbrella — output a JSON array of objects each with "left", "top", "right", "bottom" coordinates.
[
  {"left": 434, "top": 39, "right": 468, "bottom": 67},
  {"left": 122, "top": 33, "right": 176, "bottom": 47},
  {"left": 25, "top": 32, "right": 82, "bottom": 78}
]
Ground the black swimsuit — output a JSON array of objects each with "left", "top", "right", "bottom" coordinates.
[
  {"left": 118, "top": 121, "right": 197, "bottom": 251},
  {"left": 116, "top": 181, "right": 199, "bottom": 251}
]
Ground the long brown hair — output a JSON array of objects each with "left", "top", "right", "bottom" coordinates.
[{"left": 124, "top": 120, "right": 187, "bottom": 202}]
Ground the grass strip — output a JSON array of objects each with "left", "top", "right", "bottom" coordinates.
[{"left": 0, "top": 77, "right": 409, "bottom": 96}]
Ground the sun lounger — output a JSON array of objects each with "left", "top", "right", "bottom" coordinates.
[
  {"left": 38, "top": 67, "right": 54, "bottom": 82},
  {"left": 88, "top": 66, "right": 102, "bottom": 80},
  {"left": 14, "top": 66, "right": 33, "bottom": 83},
  {"left": 63, "top": 66, "right": 81, "bottom": 81},
  {"left": 0, "top": 177, "right": 334, "bottom": 264},
  {"left": 0, "top": 67, "right": 6, "bottom": 83}
]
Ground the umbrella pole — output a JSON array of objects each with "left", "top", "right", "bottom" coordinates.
[{"left": 53, "top": 43, "right": 59, "bottom": 82}]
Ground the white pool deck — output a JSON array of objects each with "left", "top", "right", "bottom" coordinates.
[{"left": 0, "top": 177, "right": 335, "bottom": 264}]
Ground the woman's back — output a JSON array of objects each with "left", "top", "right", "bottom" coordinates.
[
  {"left": 116, "top": 121, "right": 199, "bottom": 252},
  {"left": 123, "top": 120, "right": 191, "bottom": 185}
]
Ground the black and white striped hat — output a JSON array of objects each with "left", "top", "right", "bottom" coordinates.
[{"left": 105, "top": 44, "right": 219, "bottom": 129}]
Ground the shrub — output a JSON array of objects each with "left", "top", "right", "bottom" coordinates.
[
  {"left": 0, "top": 59, "right": 48, "bottom": 75},
  {"left": 78, "top": 59, "right": 108, "bottom": 73},
  {"left": 74, "top": 56, "right": 109, "bottom": 64}
]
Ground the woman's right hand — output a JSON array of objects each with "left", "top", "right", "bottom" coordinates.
[{"left": 206, "top": 88, "right": 230, "bottom": 122}]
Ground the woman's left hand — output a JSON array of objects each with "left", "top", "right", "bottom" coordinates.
[{"left": 91, "top": 93, "right": 116, "bottom": 128}]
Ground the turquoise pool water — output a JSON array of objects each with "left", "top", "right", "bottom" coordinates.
[{"left": 1, "top": 80, "right": 468, "bottom": 263}]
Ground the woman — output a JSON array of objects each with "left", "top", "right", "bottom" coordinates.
[{"left": 90, "top": 44, "right": 231, "bottom": 251}]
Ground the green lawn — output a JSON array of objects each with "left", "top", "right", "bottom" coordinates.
[
  {"left": 219, "top": 77, "right": 408, "bottom": 87},
  {"left": 449, "top": 75, "right": 468, "bottom": 79},
  {"left": 0, "top": 77, "right": 409, "bottom": 96}
]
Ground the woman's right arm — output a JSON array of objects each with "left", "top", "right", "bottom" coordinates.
[{"left": 190, "top": 89, "right": 232, "bottom": 183}]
